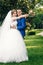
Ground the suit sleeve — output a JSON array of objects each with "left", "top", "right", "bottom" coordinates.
[{"left": 17, "top": 18, "right": 26, "bottom": 30}]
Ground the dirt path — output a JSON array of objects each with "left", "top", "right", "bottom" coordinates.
[{"left": 36, "top": 32, "right": 43, "bottom": 36}]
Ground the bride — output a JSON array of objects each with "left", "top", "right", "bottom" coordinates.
[{"left": 0, "top": 9, "right": 28, "bottom": 63}]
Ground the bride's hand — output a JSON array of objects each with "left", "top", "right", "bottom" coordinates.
[{"left": 10, "top": 25, "right": 16, "bottom": 29}]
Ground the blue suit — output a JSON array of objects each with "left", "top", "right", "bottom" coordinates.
[{"left": 17, "top": 18, "right": 26, "bottom": 38}]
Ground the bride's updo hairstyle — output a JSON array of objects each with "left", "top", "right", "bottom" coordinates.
[{"left": 11, "top": 9, "right": 17, "bottom": 17}]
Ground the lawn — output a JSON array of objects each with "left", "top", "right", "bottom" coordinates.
[{"left": 0, "top": 35, "right": 43, "bottom": 65}]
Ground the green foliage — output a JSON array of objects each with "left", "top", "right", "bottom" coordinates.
[
  {"left": 0, "top": 0, "right": 18, "bottom": 21},
  {"left": 31, "top": 13, "right": 43, "bottom": 29},
  {"left": 0, "top": 0, "right": 39, "bottom": 21},
  {"left": 27, "top": 31, "right": 36, "bottom": 35},
  {"left": 26, "top": 29, "right": 43, "bottom": 36},
  {"left": 0, "top": 0, "right": 43, "bottom": 29}
]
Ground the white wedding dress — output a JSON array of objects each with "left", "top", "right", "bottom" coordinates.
[{"left": 0, "top": 11, "right": 28, "bottom": 63}]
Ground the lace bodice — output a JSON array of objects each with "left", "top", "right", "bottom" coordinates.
[{"left": 10, "top": 20, "right": 17, "bottom": 28}]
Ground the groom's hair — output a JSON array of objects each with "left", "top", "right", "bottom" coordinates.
[
  {"left": 17, "top": 9, "right": 22, "bottom": 14},
  {"left": 17, "top": 8, "right": 22, "bottom": 10}
]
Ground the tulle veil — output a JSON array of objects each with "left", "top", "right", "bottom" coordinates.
[{"left": 0, "top": 10, "right": 11, "bottom": 35}]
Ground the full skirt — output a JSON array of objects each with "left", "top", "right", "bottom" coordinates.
[{"left": 0, "top": 29, "right": 28, "bottom": 63}]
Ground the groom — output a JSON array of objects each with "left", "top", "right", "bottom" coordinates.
[{"left": 17, "top": 9, "right": 26, "bottom": 38}]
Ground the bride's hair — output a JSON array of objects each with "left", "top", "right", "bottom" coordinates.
[{"left": 11, "top": 9, "right": 17, "bottom": 16}]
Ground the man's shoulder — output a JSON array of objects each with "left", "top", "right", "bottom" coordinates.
[
  {"left": 21, "top": 17, "right": 26, "bottom": 19},
  {"left": 17, "top": 17, "right": 26, "bottom": 22},
  {"left": 20, "top": 17, "right": 26, "bottom": 21}
]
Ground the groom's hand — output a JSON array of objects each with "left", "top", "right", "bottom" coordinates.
[{"left": 29, "top": 10, "right": 35, "bottom": 17}]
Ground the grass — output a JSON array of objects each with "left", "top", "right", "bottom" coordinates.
[
  {"left": 28, "top": 29, "right": 43, "bottom": 34},
  {"left": 0, "top": 35, "right": 43, "bottom": 65},
  {"left": 25, "top": 35, "right": 43, "bottom": 46}
]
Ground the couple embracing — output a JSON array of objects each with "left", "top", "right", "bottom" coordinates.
[
  {"left": 0, "top": 9, "right": 29, "bottom": 63},
  {"left": 11, "top": 9, "right": 27, "bottom": 38}
]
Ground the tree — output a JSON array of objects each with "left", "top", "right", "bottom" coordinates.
[{"left": 0, "top": 0, "right": 18, "bottom": 21}]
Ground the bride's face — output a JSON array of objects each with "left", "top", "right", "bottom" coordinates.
[{"left": 12, "top": 11, "right": 17, "bottom": 17}]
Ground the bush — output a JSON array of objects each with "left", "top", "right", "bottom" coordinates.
[
  {"left": 31, "top": 13, "right": 43, "bottom": 29},
  {"left": 27, "top": 31, "right": 36, "bottom": 35}
]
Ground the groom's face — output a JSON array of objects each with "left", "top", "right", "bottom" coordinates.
[{"left": 17, "top": 10, "right": 22, "bottom": 16}]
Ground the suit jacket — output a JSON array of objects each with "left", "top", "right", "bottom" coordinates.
[{"left": 17, "top": 17, "right": 26, "bottom": 37}]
